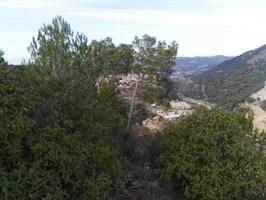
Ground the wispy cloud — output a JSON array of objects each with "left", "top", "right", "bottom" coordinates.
[
  {"left": 1, "top": 0, "right": 266, "bottom": 64},
  {"left": 0, "top": 0, "right": 59, "bottom": 9},
  {"left": 66, "top": 8, "right": 266, "bottom": 26}
]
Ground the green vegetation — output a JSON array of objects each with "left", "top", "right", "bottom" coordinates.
[
  {"left": 0, "top": 16, "right": 178, "bottom": 199},
  {"left": 0, "top": 49, "right": 7, "bottom": 66},
  {"left": 1, "top": 16, "right": 266, "bottom": 200},
  {"left": 132, "top": 35, "right": 178, "bottom": 102},
  {"left": 159, "top": 107, "right": 266, "bottom": 200},
  {"left": 0, "top": 68, "right": 125, "bottom": 200},
  {"left": 175, "top": 56, "right": 232, "bottom": 76},
  {"left": 0, "top": 17, "right": 128, "bottom": 200},
  {"left": 28, "top": 17, "right": 134, "bottom": 78}
]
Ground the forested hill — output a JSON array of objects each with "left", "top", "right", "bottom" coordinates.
[
  {"left": 184, "top": 44, "right": 266, "bottom": 108},
  {"left": 7, "top": 64, "right": 20, "bottom": 69},
  {"left": 174, "top": 55, "right": 232, "bottom": 76}
]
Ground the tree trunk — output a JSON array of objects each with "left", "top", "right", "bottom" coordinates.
[
  {"left": 127, "top": 78, "right": 139, "bottom": 131},
  {"left": 97, "top": 81, "right": 100, "bottom": 94}
]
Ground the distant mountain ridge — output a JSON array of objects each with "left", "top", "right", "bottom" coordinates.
[
  {"left": 184, "top": 44, "right": 266, "bottom": 108},
  {"left": 175, "top": 55, "right": 232, "bottom": 76}
]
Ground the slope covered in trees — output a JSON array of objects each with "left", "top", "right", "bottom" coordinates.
[
  {"left": 175, "top": 55, "right": 232, "bottom": 76},
  {"left": 183, "top": 44, "right": 266, "bottom": 108}
]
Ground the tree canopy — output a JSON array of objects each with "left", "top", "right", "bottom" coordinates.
[
  {"left": 0, "top": 16, "right": 128, "bottom": 200},
  {"left": 0, "top": 49, "right": 7, "bottom": 66},
  {"left": 132, "top": 34, "right": 178, "bottom": 102}
]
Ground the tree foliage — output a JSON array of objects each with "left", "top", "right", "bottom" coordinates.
[
  {"left": 0, "top": 49, "right": 7, "bottom": 66},
  {"left": 132, "top": 35, "right": 178, "bottom": 103},
  {"left": 0, "top": 17, "right": 127, "bottom": 200},
  {"left": 28, "top": 16, "right": 75, "bottom": 77},
  {"left": 88, "top": 37, "right": 134, "bottom": 76},
  {"left": 2, "top": 15, "right": 265, "bottom": 200},
  {"left": 0, "top": 16, "right": 180, "bottom": 199},
  {"left": 159, "top": 107, "right": 266, "bottom": 200}
]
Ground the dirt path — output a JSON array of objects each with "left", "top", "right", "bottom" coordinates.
[
  {"left": 246, "top": 104, "right": 266, "bottom": 131},
  {"left": 201, "top": 83, "right": 208, "bottom": 101}
]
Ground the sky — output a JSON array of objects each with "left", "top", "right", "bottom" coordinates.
[{"left": 1, "top": 0, "right": 266, "bottom": 64}]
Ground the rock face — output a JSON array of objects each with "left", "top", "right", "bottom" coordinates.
[
  {"left": 142, "top": 100, "right": 194, "bottom": 132},
  {"left": 116, "top": 72, "right": 196, "bottom": 133},
  {"left": 170, "top": 100, "right": 191, "bottom": 110},
  {"left": 251, "top": 81, "right": 266, "bottom": 101},
  {"left": 142, "top": 116, "right": 169, "bottom": 132}
]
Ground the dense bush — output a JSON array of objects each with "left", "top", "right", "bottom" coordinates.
[
  {"left": 0, "top": 17, "right": 128, "bottom": 199},
  {"left": 131, "top": 104, "right": 149, "bottom": 124},
  {"left": 159, "top": 107, "right": 266, "bottom": 200},
  {"left": 0, "top": 15, "right": 180, "bottom": 199},
  {"left": 0, "top": 65, "right": 127, "bottom": 199}
]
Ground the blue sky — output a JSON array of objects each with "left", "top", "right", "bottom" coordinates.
[{"left": 1, "top": 0, "right": 266, "bottom": 64}]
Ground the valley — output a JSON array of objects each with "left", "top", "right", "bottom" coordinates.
[
  {"left": 176, "top": 44, "right": 266, "bottom": 109},
  {"left": 174, "top": 55, "right": 232, "bottom": 77},
  {"left": 171, "top": 45, "right": 266, "bottom": 133}
]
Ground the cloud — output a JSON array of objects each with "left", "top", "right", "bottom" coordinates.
[
  {"left": 66, "top": 8, "right": 266, "bottom": 26},
  {"left": 2, "top": 0, "right": 266, "bottom": 64},
  {"left": 0, "top": 0, "right": 59, "bottom": 9},
  {"left": 69, "top": 0, "right": 221, "bottom": 12}
]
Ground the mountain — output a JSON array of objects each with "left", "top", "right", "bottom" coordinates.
[
  {"left": 184, "top": 44, "right": 266, "bottom": 108},
  {"left": 7, "top": 64, "right": 20, "bottom": 69},
  {"left": 174, "top": 55, "right": 232, "bottom": 76}
]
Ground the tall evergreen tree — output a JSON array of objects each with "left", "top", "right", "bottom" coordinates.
[
  {"left": 0, "top": 16, "right": 127, "bottom": 200},
  {"left": 132, "top": 34, "right": 178, "bottom": 102},
  {"left": 0, "top": 49, "right": 7, "bottom": 66}
]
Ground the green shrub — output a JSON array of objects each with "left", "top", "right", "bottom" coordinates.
[
  {"left": 159, "top": 107, "right": 266, "bottom": 200},
  {"left": 132, "top": 104, "right": 149, "bottom": 124},
  {"left": 0, "top": 63, "right": 126, "bottom": 200}
]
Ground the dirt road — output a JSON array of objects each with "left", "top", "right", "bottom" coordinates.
[{"left": 247, "top": 104, "right": 266, "bottom": 131}]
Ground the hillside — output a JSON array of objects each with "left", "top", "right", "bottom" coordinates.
[
  {"left": 174, "top": 55, "right": 232, "bottom": 76},
  {"left": 183, "top": 44, "right": 266, "bottom": 108}
]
